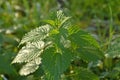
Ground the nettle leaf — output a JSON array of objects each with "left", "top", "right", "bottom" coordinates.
[
  {"left": 77, "top": 47, "right": 103, "bottom": 62},
  {"left": 19, "top": 58, "right": 41, "bottom": 76},
  {"left": 20, "top": 24, "right": 52, "bottom": 44},
  {"left": 12, "top": 41, "right": 44, "bottom": 63},
  {"left": 56, "top": 10, "right": 70, "bottom": 28},
  {"left": 12, "top": 10, "right": 102, "bottom": 79},
  {"left": 12, "top": 10, "right": 73, "bottom": 77},
  {"left": 42, "top": 47, "right": 73, "bottom": 80},
  {"left": 107, "top": 37, "right": 120, "bottom": 58},
  {"left": 69, "top": 30, "right": 103, "bottom": 62},
  {"left": 68, "top": 25, "right": 80, "bottom": 35},
  {"left": 72, "top": 67, "right": 99, "bottom": 80},
  {"left": 70, "top": 30, "right": 100, "bottom": 48},
  {"left": 43, "top": 20, "right": 55, "bottom": 27}
]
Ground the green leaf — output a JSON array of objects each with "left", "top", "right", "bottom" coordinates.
[
  {"left": 0, "top": 76, "right": 2, "bottom": 80},
  {"left": 70, "top": 30, "right": 100, "bottom": 48},
  {"left": 56, "top": 10, "right": 70, "bottom": 28},
  {"left": 0, "top": 53, "right": 16, "bottom": 75},
  {"left": 11, "top": 10, "right": 103, "bottom": 79},
  {"left": 51, "top": 28, "right": 70, "bottom": 50},
  {"left": 43, "top": 20, "right": 55, "bottom": 27},
  {"left": 113, "top": 60, "right": 120, "bottom": 72},
  {"left": 19, "top": 58, "right": 41, "bottom": 76},
  {"left": 0, "top": 34, "right": 3, "bottom": 45},
  {"left": 20, "top": 24, "right": 52, "bottom": 44},
  {"left": 107, "top": 37, "right": 120, "bottom": 58},
  {"left": 107, "top": 70, "right": 120, "bottom": 79},
  {"left": 12, "top": 41, "right": 44, "bottom": 63},
  {"left": 68, "top": 25, "right": 80, "bottom": 35},
  {"left": 77, "top": 47, "right": 103, "bottom": 62},
  {"left": 72, "top": 67, "right": 99, "bottom": 80},
  {"left": 60, "top": 17, "right": 70, "bottom": 28},
  {"left": 69, "top": 30, "right": 103, "bottom": 62},
  {"left": 42, "top": 47, "right": 73, "bottom": 80}
]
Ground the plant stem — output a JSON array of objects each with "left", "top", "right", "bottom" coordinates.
[{"left": 108, "top": 4, "right": 114, "bottom": 46}]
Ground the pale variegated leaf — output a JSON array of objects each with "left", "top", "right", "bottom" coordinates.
[
  {"left": 19, "top": 58, "right": 41, "bottom": 75},
  {"left": 12, "top": 41, "right": 44, "bottom": 63},
  {"left": 20, "top": 24, "right": 52, "bottom": 44}
]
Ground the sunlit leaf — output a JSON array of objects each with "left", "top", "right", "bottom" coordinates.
[
  {"left": 20, "top": 25, "right": 52, "bottom": 44},
  {"left": 12, "top": 41, "right": 44, "bottom": 63},
  {"left": 19, "top": 58, "right": 41, "bottom": 75}
]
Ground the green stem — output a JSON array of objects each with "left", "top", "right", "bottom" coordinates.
[{"left": 108, "top": 4, "right": 114, "bottom": 46}]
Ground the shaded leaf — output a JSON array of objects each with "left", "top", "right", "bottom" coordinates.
[
  {"left": 42, "top": 47, "right": 73, "bottom": 80},
  {"left": 70, "top": 30, "right": 100, "bottom": 48},
  {"left": 77, "top": 47, "right": 103, "bottom": 62},
  {"left": 107, "top": 37, "right": 120, "bottom": 58},
  {"left": 69, "top": 30, "right": 103, "bottom": 62},
  {"left": 72, "top": 67, "right": 99, "bottom": 80}
]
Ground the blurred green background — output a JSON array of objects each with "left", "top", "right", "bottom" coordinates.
[{"left": 0, "top": 0, "right": 120, "bottom": 80}]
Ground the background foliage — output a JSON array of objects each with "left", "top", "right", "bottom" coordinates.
[{"left": 0, "top": 0, "right": 120, "bottom": 80}]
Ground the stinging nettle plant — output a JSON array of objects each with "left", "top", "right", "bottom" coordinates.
[{"left": 12, "top": 10, "right": 104, "bottom": 80}]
